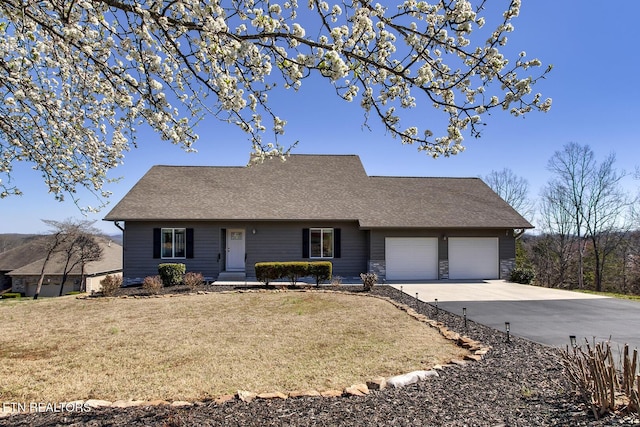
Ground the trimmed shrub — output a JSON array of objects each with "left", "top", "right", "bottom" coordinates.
[
  {"left": 100, "top": 274, "right": 122, "bottom": 297},
  {"left": 360, "top": 272, "right": 378, "bottom": 291},
  {"left": 510, "top": 267, "right": 535, "bottom": 284},
  {"left": 143, "top": 275, "right": 163, "bottom": 294},
  {"left": 255, "top": 261, "right": 332, "bottom": 286},
  {"left": 158, "top": 263, "right": 186, "bottom": 287},
  {"left": 184, "top": 272, "right": 204, "bottom": 291},
  {"left": 255, "top": 262, "right": 281, "bottom": 285},
  {"left": 282, "top": 262, "right": 311, "bottom": 285},
  {"left": 1, "top": 292, "right": 22, "bottom": 299},
  {"left": 308, "top": 262, "right": 332, "bottom": 286}
]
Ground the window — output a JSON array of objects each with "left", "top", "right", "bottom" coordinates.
[
  {"left": 310, "top": 228, "right": 333, "bottom": 258},
  {"left": 162, "top": 228, "right": 186, "bottom": 258},
  {"left": 153, "top": 228, "right": 194, "bottom": 259},
  {"left": 302, "top": 228, "right": 341, "bottom": 259}
]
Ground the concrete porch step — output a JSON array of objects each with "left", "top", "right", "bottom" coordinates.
[{"left": 217, "top": 271, "right": 246, "bottom": 281}]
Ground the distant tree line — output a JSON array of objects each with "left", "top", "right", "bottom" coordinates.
[{"left": 487, "top": 142, "right": 638, "bottom": 294}]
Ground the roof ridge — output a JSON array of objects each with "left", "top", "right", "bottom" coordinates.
[{"left": 369, "top": 175, "right": 482, "bottom": 180}]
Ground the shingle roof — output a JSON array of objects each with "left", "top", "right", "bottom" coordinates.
[
  {"left": 0, "top": 237, "right": 51, "bottom": 271},
  {"left": 8, "top": 239, "right": 123, "bottom": 276},
  {"left": 104, "top": 154, "right": 532, "bottom": 229},
  {"left": 358, "top": 176, "right": 531, "bottom": 228}
]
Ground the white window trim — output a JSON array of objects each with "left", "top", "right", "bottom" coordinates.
[
  {"left": 161, "top": 228, "right": 187, "bottom": 259},
  {"left": 310, "top": 228, "right": 334, "bottom": 259}
]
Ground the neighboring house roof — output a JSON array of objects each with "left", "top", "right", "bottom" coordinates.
[
  {"left": 0, "top": 237, "right": 51, "bottom": 272},
  {"left": 8, "top": 239, "right": 123, "bottom": 277},
  {"left": 104, "top": 154, "right": 533, "bottom": 229}
]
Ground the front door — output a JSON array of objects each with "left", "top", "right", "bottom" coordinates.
[{"left": 226, "top": 229, "right": 245, "bottom": 271}]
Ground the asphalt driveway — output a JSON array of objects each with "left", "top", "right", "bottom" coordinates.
[{"left": 392, "top": 280, "right": 640, "bottom": 352}]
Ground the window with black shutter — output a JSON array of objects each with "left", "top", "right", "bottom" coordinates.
[
  {"left": 154, "top": 228, "right": 193, "bottom": 259},
  {"left": 303, "top": 228, "right": 341, "bottom": 259}
]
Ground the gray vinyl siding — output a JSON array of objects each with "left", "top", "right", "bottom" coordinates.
[
  {"left": 122, "top": 220, "right": 367, "bottom": 283},
  {"left": 246, "top": 221, "right": 368, "bottom": 278},
  {"left": 123, "top": 222, "right": 221, "bottom": 283},
  {"left": 499, "top": 233, "right": 516, "bottom": 259},
  {"left": 122, "top": 221, "right": 515, "bottom": 283}
]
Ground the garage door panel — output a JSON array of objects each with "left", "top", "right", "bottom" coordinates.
[
  {"left": 449, "top": 237, "right": 498, "bottom": 280},
  {"left": 386, "top": 238, "right": 438, "bottom": 280}
]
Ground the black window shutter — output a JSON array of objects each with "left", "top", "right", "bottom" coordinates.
[
  {"left": 334, "top": 228, "right": 341, "bottom": 258},
  {"left": 186, "top": 228, "right": 194, "bottom": 259},
  {"left": 302, "top": 228, "right": 309, "bottom": 258},
  {"left": 153, "top": 228, "right": 161, "bottom": 259}
]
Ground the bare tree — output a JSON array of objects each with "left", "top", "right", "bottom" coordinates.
[
  {"left": 33, "top": 219, "right": 103, "bottom": 299},
  {"left": 485, "top": 168, "right": 535, "bottom": 221},
  {"left": 582, "top": 154, "right": 631, "bottom": 291},
  {"left": 538, "top": 182, "right": 577, "bottom": 287},
  {"left": 57, "top": 230, "right": 103, "bottom": 296},
  {"left": 33, "top": 224, "right": 73, "bottom": 299},
  {"left": 545, "top": 143, "right": 632, "bottom": 291},
  {"left": 546, "top": 143, "right": 595, "bottom": 288}
]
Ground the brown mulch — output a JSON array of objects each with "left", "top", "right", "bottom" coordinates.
[{"left": 3, "top": 285, "right": 639, "bottom": 426}]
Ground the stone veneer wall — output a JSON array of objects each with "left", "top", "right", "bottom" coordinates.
[
  {"left": 500, "top": 258, "right": 516, "bottom": 280},
  {"left": 368, "top": 260, "right": 386, "bottom": 281},
  {"left": 370, "top": 258, "right": 514, "bottom": 281},
  {"left": 438, "top": 260, "right": 449, "bottom": 280}
]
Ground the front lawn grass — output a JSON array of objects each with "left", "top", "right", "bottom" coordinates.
[
  {"left": 0, "top": 291, "right": 468, "bottom": 402},
  {"left": 574, "top": 289, "right": 640, "bottom": 302}
]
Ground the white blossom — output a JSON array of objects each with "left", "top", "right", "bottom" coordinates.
[{"left": 0, "top": 0, "right": 551, "bottom": 206}]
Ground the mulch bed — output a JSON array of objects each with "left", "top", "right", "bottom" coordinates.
[{"left": 3, "top": 284, "right": 639, "bottom": 426}]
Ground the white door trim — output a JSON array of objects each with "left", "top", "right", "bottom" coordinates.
[{"left": 226, "top": 229, "right": 245, "bottom": 271}]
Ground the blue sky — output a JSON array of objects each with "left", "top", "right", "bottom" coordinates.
[{"left": 2, "top": 1, "right": 640, "bottom": 235}]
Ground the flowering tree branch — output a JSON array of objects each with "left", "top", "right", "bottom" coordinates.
[{"left": 0, "top": 0, "right": 551, "bottom": 208}]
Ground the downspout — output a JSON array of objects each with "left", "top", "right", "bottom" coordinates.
[
  {"left": 114, "top": 221, "right": 125, "bottom": 232},
  {"left": 513, "top": 228, "right": 526, "bottom": 239}
]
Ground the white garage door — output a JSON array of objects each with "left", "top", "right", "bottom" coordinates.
[
  {"left": 385, "top": 238, "right": 438, "bottom": 280},
  {"left": 448, "top": 237, "right": 499, "bottom": 280}
]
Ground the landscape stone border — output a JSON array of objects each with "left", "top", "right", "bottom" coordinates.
[{"left": 0, "top": 288, "right": 491, "bottom": 418}]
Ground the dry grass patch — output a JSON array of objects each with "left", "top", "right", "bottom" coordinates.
[{"left": 0, "top": 292, "right": 468, "bottom": 402}]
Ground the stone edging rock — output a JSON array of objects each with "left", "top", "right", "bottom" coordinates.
[{"left": 0, "top": 288, "right": 490, "bottom": 418}]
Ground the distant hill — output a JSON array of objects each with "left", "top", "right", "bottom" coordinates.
[
  {"left": 106, "top": 233, "right": 123, "bottom": 246},
  {"left": 0, "top": 232, "right": 122, "bottom": 254}
]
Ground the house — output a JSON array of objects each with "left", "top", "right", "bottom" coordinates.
[
  {"left": 9, "top": 239, "right": 123, "bottom": 297},
  {"left": 0, "top": 237, "right": 52, "bottom": 291},
  {"left": 104, "top": 154, "right": 532, "bottom": 284}
]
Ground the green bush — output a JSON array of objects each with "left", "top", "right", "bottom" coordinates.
[
  {"left": 510, "top": 267, "right": 535, "bottom": 284},
  {"left": 282, "top": 262, "right": 310, "bottom": 285},
  {"left": 65, "top": 291, "right": 83, "bottom": 296},
  {"left": 100, "top": 274, "right": 122, "bottom": 297},
  {"left": 255, "top": 262, "right": 281, "bottom": 285},
  {"left": 1, "top": 292, "right": 22, "bottom": 299},
  {"left": 158, "top": 263, "right": 186, "bottom": 286},
  {"left": 309, "top": 262, "right": 332, "bottom": 286},
  {"left": 255, "top": 262, "right": 332, "bottom": 286},
  {"left": 183, "top": 272, "right": 204, "bottom": 291},
  {"left": 143, "top": 275, "right": 163, "bottom": 294}
]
